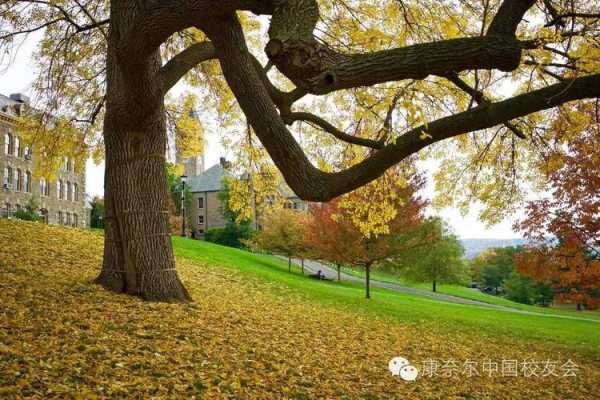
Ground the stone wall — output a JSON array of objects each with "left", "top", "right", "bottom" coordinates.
[
  {"left": 189, "top": 191, "right": 226, "bottom": 236},
  {"left": 0, "top": 118, "right": 87, "bottom": 227}
]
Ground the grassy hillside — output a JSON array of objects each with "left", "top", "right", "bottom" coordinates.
[
  {"left": 338, "top": 266, "right": 600, "bottom": 319},
  {"left": 173, "top": 238, "right": 600, "bottom": 345},
  {"left": 1, "top": 220, "right": 599, "bottom": 399}
]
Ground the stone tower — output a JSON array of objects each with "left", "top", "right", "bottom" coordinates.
[
  {"left": 183, "top": 153, "right": 205, "bottom": 177},
  {"left": 177, "top": 108, "right": 205, "bottom": 177}
]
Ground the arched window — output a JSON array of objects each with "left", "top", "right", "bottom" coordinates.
[
  {"left": 25, "top": 171, "right": 31, "bottom": 193},
  {"left": 3, "top": 167, "right": 11, "bottom": 186},
  {"left": 73, "top": 183, "right": 78, "bottom": 201},
  {"left": 4, "top": 132, "right": 11, "bottom": 155},
  {"left": 67, "top": 181, "right": 72, "bottom": 201},
  {"left": 15, "top": 169, "right": 22, "bottom": 191}
]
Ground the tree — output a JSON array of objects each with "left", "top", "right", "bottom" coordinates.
[
  {"left": 479, "top": 246, "right": 521, "bottom": 293},
  {"left": 396, "top": 218, "right": 466, "bottom": 292},
  {"left": 304, "top": 167, "right": 428, "bottom": 298},
  {"left": 503, "top": 271, "right": 555, "bottom": 306},
  {"left": 516, "top": 113, "right": 600, "bottom": 309},
  {"left": 248, "top": 207, "right": 307, "bottom": 272},
  {"left": 89, "top": 196, "right": 105, "bottom": 229},
  {"left": 2, "top": 1, "right": 600, "bottom": 301}
]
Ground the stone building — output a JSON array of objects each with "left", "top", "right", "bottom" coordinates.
[
  {"left": 185, "top": 157, "right": 308, "bottom": 238},
  {"left": 187, "top": 158, "right": 229, "bottom": 237},
  {"left": 0, "top": 93, "right": 87, "bottom": 227}
]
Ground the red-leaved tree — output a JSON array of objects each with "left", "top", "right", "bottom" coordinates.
[
  {"left": 304, "top": 169, "right": 429, "bottom": 299},
  {"left": 515, "top": 106, "right": 600, "bottom": 310}
]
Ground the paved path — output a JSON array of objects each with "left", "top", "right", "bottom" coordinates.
[{"left": 294, "top": 258, "right": 600, "bottom": 323}]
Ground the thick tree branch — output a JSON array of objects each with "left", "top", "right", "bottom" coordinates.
[
  {"left": 264, "top": 0, "right": 537, "bottom": 95},
  {"left": 159, "top": 41, "right": 216, "bottom": 93},
  {"left": 205, "top": 14, "right": 600, "bottom": 202}
]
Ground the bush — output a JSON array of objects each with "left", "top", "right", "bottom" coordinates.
[
  {"left": 14, "top": 208, "right": 41, "bottom": 222},
  {"left": 204, "top": 223, "right": 253, "bottom": 249}
]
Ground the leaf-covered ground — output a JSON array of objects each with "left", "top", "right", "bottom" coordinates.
[{"left": 1, "top": 220, "right": 599, "bottom": 399}]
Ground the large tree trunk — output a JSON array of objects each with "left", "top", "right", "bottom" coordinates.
[{"left": 94, "top": 2, "right": 190, "bottom": 302}]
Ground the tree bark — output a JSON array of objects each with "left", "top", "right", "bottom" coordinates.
[
  {"left": 336, "top": 263, "right": 341, "bottom": 282},
  {"left": 288, "top": 257, "right": 291, "bottom": 273},
  {"left": 433, "top": 279, "right": 437, "bottom": 293},
  {"left": 94, "top": 1, "right": 190, "bottom": 302},
  {"left": 301, "top": 258, "right": 304, "bottom": 274}
]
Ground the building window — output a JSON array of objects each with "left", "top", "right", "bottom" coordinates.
[
  {"left": 15, "top": 169, "right": 22, "bottom": 191},
  {"left": 67, "top": 181, "right": 72, "bottom": 201},
  {"left": 40, "top": 209, "right": 48, "bottom": 224},
  {"left": 4, "top": 133, "right": 12, "bottom": 155},
  {"left": 58, "top": 211, "right": 63, "bottom": 225},
  {"left": 73, "top": 183, "right": 78, "bottom": 201},
  {"left": 14, "top": 136, "right": 21, "bottom": 157},
  {"left": 198, "top": 229, "right": 204, "bottom": 234},
  {"left": 5, "top": 203, "right": 11, "bottom": 218},
  {"left": 66, "top": 212, "right": 71, "bottom": 226},
  {"left": 73, "top": 213, "right": 78, "bottom": 227},
  {"left": 198, "top": 215, "right": 204, "bottom": 225},
  {"left": 40, "top": 178, "right": 47, "bottom": 197},
  {"left": 3, "top": 166, "right": 12, "bottom": 188},
  {"left": 197, "top": 197, "right": 204, "bottom": 209},
  {"left": 23, "top": 146, "right": 31, "bottom": 159},
  {"left": 25, "top": 171, "right": 31, "bottom": 193},
  {"left": 58, "top": 180, "right": 64, "bottom": 199}
]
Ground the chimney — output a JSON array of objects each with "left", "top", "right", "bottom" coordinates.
[{"left": 219, "top": 157, "right": 230, "bottom": 169}]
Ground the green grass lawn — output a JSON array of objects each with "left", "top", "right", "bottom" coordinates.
[
  {"left": 173, "top": 237, "right": 600, "bottom": 351},
  {"left": 339, "top": 264, "right": 600, "bottom": 320}
]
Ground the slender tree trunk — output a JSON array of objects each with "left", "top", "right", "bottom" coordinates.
[
  {"left": 577, "top": 303, "right": 582, "bottom": 311},
  {"left": 301, "top": 258, "right": 304, "bottom": 274},
  {"left": 288, "top": 257, "right": 291, "bottom": 273},
  {"left": 365, "top": 263, "right": 371, "bottom": 299},
  {"left": 336, "top": 263, "right": 341, "bottom": 282},
  {"left": 432, "top": 279, "right": 437, "bottom": 293},
  {"left": 94, "top": 2, "right": 190, "bottom": 301}
]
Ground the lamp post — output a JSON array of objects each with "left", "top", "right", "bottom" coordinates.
[{"left": 180, "top": 175, "right": 187, "bottom": 237}]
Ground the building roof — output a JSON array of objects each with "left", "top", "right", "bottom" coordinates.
[
  {"left": 188, "top": 163, "right": 228, "bottom": 192},
  {"left": 0, "top": 94, "right": 19, "bottom": 113}
]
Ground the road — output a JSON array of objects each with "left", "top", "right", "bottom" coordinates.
[{"left": 294, "top": 258, "right": 600, "bottom": 323}]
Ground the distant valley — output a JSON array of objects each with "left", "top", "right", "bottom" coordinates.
[{"left": 461, "top": 238, "right": 527, "bottom": 259}]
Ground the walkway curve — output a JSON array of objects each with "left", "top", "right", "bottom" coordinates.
[{"left": 293, "top": 258, "right": 600, "bottom": 324}]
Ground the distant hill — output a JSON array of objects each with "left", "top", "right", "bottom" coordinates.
[{"left": 461, "top": 238, "right": 527, "bottom": 259}]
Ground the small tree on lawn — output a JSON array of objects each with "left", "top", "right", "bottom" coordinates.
[
  {"left": 305, "top": 167, "right": 428, "bottom": 298},
  {"left": 249, "top": 207, "right": 307, "bottom": 272},
  {"left": 395, "top": 218, "right": 466, "bottom": 292}
]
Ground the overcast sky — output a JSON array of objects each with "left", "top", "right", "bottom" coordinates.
[{"left": 0, "top": 34, "right": 522, "bottom": 239}]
